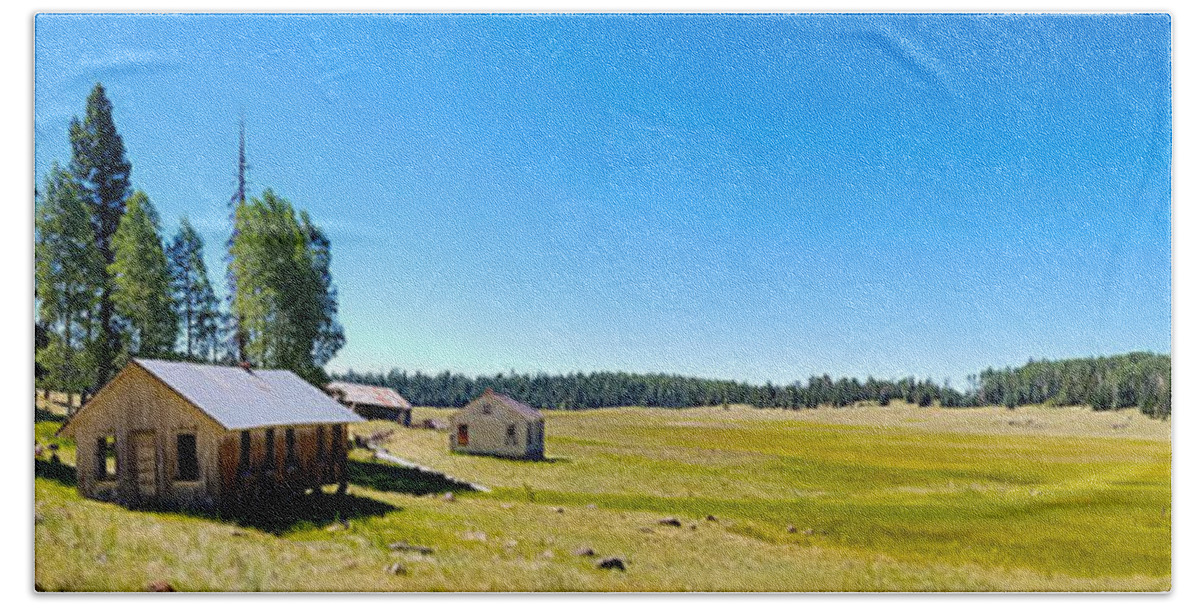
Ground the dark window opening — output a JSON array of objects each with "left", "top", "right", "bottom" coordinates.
[
  {"left": 239, "top": 430, "right": 251, "bottom": 471},
  {"left": 482, "top": 403, "right": 492, "bottom": 415},
  {"left": 457, "top": 424, "right": 469, "bottom": 446},
  {"left": 332, "top": 424, "right": 344, "bottom": 453},
  {"left": 505, "top": 424, "right": 517, "bottom": 446},
  {"left": 264, "top": 428, "right": 276, "bottom": 470},
  {"left": 176, "top": 434, "right": 199, "bottom": 481},
  {"left": 316, "top": 425, "right": 326, "bottom": 461},
  {"left": 96, "top": 435, "right": 117, "bottom": 480},
  {"left": 284, "top": 428, "right": 297, "bottom": 467}
]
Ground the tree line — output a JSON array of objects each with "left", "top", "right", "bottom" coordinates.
[
  {"left": 35, "top": 83, "right": 344, "bottom": 402},
  {"left": 334, "top": 351, "right": 1170, "bottom": 418}
]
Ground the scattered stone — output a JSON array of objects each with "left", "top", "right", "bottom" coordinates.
[
  {"left": 388, "top": 541, "right": 434, "bottom": 555},
  {"left": 462, "top": 531, "right": 488, "bottom": 542},
  {"left": 596, "top": 556, "right": 627, "bottom": 571},
  {"left": 554, "top": 506, "right": 565, "bottom": 513},
  {"left": 804, "top": 529, "right": 814, "bottom": 536},
  {"left": 705, "top": 514, "right": 718, "bottom": 522},
  {"left": 787, "top": 525, "right": 797, "bottom": 534},
  {"left": 441, "top": 492, "right": 456, "bottom": 502},
  {"left": 145, "top": 581, "right": 175, "bottom": 592},
  {"left": 573, "top": 546, "right": 596, "bottom": 557},
  {"left": 586, "top": 504, "right": 597, "bottom": 510},
  {"left": 231, "top": 530, "right": 246, "bottom": 537},
  {"left": 541, "top": 549, "right": 554, "bottom": 559},
  {"left": 688, "top": 523, "right": 697, "bottom": 530},
  {"left": 385, "top": 562, "right": 408, "bottom": 576},
  {"left": 500, "top": 503, "right": 513, "bottom": 509},
  {"left": 504, "top": 540, "right": 518, "bottom": 549},
  {"left": 657, "top": 518, "right": 682, "bottom": 527}
]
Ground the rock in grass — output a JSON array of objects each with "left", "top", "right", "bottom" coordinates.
[
  {"left": 787, "top": 525, "right": 797, "bottom": 534},
  {"left": 573, "top": 546, "right": 596, "bottom": 557},
  {"left": 657, "top": 518, "right": 682, "bottom": 527},
  {"left": 388, "top": 541, "right": 434, "bottom": 555},
  {"left": 145, "top": 581, "right": 175, "bottom": 592},
  {"left": 441, "top": 492, "right": 456, "bottom": 502},
  {"left": 705, "top": 514, "right": 718, "bottom": 522},
  {"left": 386, "top": 562, "right": 408, "bottom": 576},
  {"left": 554, "top": 506, "right": 565, "bottom": 513},
  {"left": 597, "top": 557, "right": 627, "bottom": 571}
]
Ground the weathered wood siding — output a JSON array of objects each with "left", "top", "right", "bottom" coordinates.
[
  {"left": 217, "top": 424, "right": 349, "bottom": 507},
  {"left": 65, "top": 363, "right": 225, "bottom": 509}
]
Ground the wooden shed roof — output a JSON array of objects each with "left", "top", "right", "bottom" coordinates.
[{"left": 326, "top": 381, "right": 413, "bottom": 410}]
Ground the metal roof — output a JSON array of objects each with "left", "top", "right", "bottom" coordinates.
[
  {"left": 477, "top": 388, "right": 543, "bottom": 421},
  {"left": 134, "top": 359, "right": 364, "bottom": 430},
  {"left": 327, "top": 381, "right": 413, "bottom": 410}
]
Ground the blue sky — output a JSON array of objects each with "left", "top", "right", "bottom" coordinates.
[{"left": 34, "top": 13, "right": 1171, "bottom": 385}]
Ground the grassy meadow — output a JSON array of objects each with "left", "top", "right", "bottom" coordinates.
[{"left": 35, "top": 396, "right": 1170, "bottom": 591}]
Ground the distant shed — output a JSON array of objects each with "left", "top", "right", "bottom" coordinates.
[
  {"left": 326, "top": 381, "right": 413, "bottom": 426},
  {"left": 449, "top": 389, "right": 544, "bottom": 460},
  {"left": 57, "top": 359, "right": 364, "bottom": 511}
]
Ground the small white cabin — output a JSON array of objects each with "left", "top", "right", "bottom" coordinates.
[{"left": 449, "top": 389, "right": 544, "bottom": 460}]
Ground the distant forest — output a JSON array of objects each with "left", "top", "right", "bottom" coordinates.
[{"left": 335, "top": 351, "right": 1170, "bottom": 418}]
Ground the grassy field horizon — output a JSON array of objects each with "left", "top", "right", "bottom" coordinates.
[{"left": 35, "top": 396, "right": 1170, "bottom": 591}]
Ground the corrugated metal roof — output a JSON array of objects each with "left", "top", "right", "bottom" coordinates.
[
  {"left": 478, "top": 388, "right": 543, "bottom": 421},
  {"left": 326, "top": 382, "right": 413, "bottom": 410},
  {"left": 135, "top": 359, "right": 364, "bottom": 430}
]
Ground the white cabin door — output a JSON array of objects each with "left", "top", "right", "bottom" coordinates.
[{"left": 132, "top": 431, "right": 158, "bottom": 498}]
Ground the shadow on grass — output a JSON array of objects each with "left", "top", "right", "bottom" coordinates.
[
  {"left": 349, "top": 459, "right": 476, "bottom": 495},
  {"left": 219, "top": 491, "right": 400, "bottom": 535},
  {"left": 35, "top": 458, "right": 76, "bottom": 486},
  {"left": 35, "top": 407, "right": 67, "bottom": 424}
]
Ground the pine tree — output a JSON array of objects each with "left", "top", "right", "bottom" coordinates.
[
  {"left": 167, "top": 217, "right": 221, "bottom": 361},
  {"left": 69, "top": 83, "right": 133, "bottom": 385},
  {"left": 109, "top": 191, "right": 176, "bottom": 359},
  {"left": 35, "top": 165, "right": 105, "bottom": 398}
]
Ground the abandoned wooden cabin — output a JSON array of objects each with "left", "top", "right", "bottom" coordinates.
[
  {"left": 57, "top": 359, "right": 364, "bottom": 511},
  {"left": 449, "top": 389, "right": 544, "bottom": 460},
  {"left": 326, "top": 381, "right": 413, "bottom": 426}
]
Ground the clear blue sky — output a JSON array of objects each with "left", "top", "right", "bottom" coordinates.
[{"left": 34, "top": 13, "right": 1171, "bottom": 385}]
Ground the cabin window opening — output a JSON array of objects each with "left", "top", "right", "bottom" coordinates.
[
  {"left": 239, "top": 430, "right": 251, "bottom": 471},
  {"left": 284, "top": 428, "right": 297, "bottom": 466},
  {"left": 176, "top": 434, "right": 199, "bottom": 481},
  {"left": 505, "top": 424, "right": 517, "bottom": 446},
  {"left": 457, "top": 424, "right": 469, "bottom": 446},
  {"left": 264, "top": 428, "right": 276, "bottom": 470},
  {"left": 332, "top": 424, "right": 344, "bottom": 453},
  {"left": 96, "top": 435, "right": 117, "bottom": 480},
  {"left": 482, "top": 403, "right": 492, "bottom": 415},
  {"left": 316, "top": 425, "right": 327, "bottom": 462}
]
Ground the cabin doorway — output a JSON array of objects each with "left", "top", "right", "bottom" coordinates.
[
  {"left": 457, "top": 424, "right": 469, "bottom": 446},
  {"left": 132, "top": 431, "right": 158, "bottom": 499}
]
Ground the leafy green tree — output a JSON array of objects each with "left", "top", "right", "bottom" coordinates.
[
  {"left": 167, "top": 217, "right": 221, "bottom": 361},
  {"left": 35, "top": 165, "right": 105, "bottom": 399},
  {"left": 109, "top": 191, "right": 176, "bottom": 358},
  {"left": 230, "top": 189, "right": 342, "bottom": 384},
  {"left": 69, "top": 83, "right": 133, "bottom": 384}
]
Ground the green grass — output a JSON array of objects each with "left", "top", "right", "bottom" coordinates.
[{"left": 34, "top": 402, "right": 1170, "bottom": 591}]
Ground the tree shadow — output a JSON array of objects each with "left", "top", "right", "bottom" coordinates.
[
  {"left": 348, "top": 459, "right": 476, "bottom": 495},
  {"left": 35, "top": 458, "right": 76, "bottom": 486}
]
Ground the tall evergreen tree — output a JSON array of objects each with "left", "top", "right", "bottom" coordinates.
[
  {"left": 109, "top": 191, "right": 176, "bottom": 359},
  {"left": 167, "top": 217, "right": 221, "bottom": 361},
  {"left": 69, "top": 83, "right": 132, "bottom": 385},
  {"left": 34, "top": 165, "right": 105, "bottom": 399}
]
